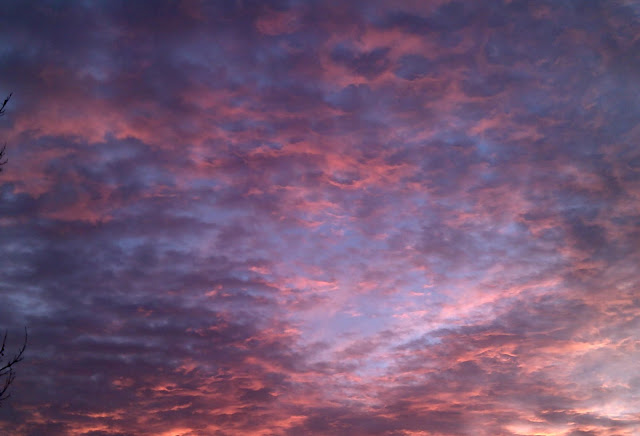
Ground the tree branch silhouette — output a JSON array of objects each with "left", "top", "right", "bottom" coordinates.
[
  {"left": 0, "top": 92, "right": 12, "bottom": 171},
  {"left": 0, "top": 329, "right": 27, "bottom": 405},
  {"left": 0, "top": 92, "right": 25, "bottom": 406}
]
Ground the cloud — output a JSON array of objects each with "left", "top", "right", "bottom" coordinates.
[{"left": 0, "top": 0, "right": 639, "bottom": 435}]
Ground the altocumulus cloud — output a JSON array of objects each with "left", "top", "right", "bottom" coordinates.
[{"left": 0, "top": 1, "right": 639, "bottom": 435}]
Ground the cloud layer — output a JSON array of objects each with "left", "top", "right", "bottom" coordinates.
[{"left": 1, "top": 1, "right": 639, "bottom": 435}]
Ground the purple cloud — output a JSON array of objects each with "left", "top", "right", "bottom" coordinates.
[{"left": 0, "top": 0, "right": 639, "bottom": 435}]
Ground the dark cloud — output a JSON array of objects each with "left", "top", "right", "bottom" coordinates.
[
  {"left": 394, "top": 54, "right": 434, "bottom": 81},
  {"left": 330, "top": 45, "right": 392, "bottom": 79}
]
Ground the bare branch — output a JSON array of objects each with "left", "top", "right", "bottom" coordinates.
[
  {"left": 0, "top": 144, "right": 7, "bottom": 171},
  {"left": 0, "top": 93, "right": 20, "bottom": 400},
  {"left": 0, "top": 92, "right": 12, "bottom": 116},
  {"left": 0, "top": 95, "right": 20, "bottom": 401},
  {"left": 0, "top": 93, "right": 12, "bottom": 172},
  {"left": 0, "top": 329, "right": 28, "bottom": 404}
]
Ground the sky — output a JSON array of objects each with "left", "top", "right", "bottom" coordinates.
[{"left": 0, "top": 0, "right": 639, "bottom": 435}]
